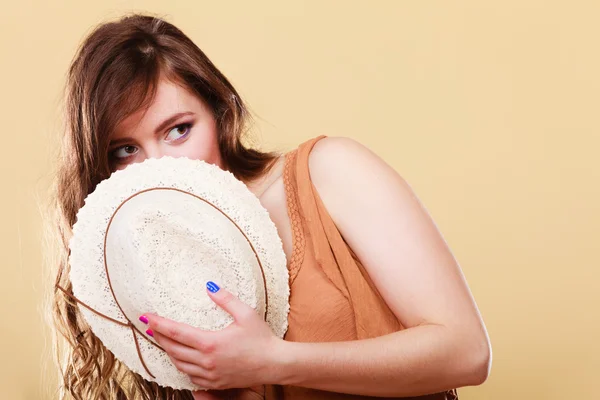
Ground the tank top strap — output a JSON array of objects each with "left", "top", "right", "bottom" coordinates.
[
  {"left": 285, "top": 135, "right": 404, "bottom": 339},
  {"left": 284, "top": 135, "right": 350, "bottom": 300}
]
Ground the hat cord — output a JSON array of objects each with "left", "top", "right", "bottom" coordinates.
[{"left": 56, "top": 187, "right": 269, "bottom": 381}]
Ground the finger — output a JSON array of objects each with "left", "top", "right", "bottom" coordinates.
[
  {"left": 156, "top": 332, "right": 216, "bottom": 370},
  {"left": 143, "top": 313, "right": 209, "bottom": 348},
  {"left": 153, "top": 331, "right": 202, "bottom": 363},
  {"left": 170, "top": 358, "right": 211, "bottom": 377},
  {"left": 192, "top": 391, "right": 218, "bottom": 400},
  {"left": 191, "top": 376, "right": 228, "bottom": 392},
  {"left": 206, "top": 281, "right": 256, "bottom": 322}
]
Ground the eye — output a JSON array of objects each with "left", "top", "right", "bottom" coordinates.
[
  {"left": 111, "top": 145, "right": 138, "bottom": 160},
  {"left": 165, "top": 123, "right": 192, "bottom": 143}
]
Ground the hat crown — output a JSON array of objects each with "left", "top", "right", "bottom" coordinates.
[{"left": 66, "top": 157, "right": 289, "bottom": 390}]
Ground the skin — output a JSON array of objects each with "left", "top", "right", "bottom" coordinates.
[{"left": 110, "top": 77, "right": 492, "bottom": 398}]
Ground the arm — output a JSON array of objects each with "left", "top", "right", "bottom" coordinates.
[
  {"left": 145, "top": 137, "right": 491, "bottom": 397},
  {"left": 271, "top": 137, "right": 491, "bottom": 396}
]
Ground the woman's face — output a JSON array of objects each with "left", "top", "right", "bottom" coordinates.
[{"left": 108, "top": 77, "right": 222, "bottom": 171}]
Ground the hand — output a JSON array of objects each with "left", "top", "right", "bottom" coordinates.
[{"left": 141, "top": 281, "right": 285, "bottom": 390}]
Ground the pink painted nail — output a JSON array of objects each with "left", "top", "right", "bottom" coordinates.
[
  {"left": 146, "top": 329, "right": 154, "bottom": 337},
  {"left": 139, "top": 315, "right": 149, "bottom": 324}
]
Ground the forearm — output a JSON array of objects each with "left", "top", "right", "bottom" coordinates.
[{"left": 272, "top": 324, "right": 490, "bottom": 397}]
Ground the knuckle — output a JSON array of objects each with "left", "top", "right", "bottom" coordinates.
[
  {"left": 199, "top": 339, "right": 216, "bottom": 354},
  {"left": 205, "top": 371, "right": 219, "bottom": 382},
  {"left": 203, "top": 357, "right": 216, "bottom": 371},
  {"left": 167, "top": 327, "right": 180, "bottom": 340}
]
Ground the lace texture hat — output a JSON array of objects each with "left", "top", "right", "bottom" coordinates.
[{"left": 58, "top": 157, "right": 290, "bottom": 390}]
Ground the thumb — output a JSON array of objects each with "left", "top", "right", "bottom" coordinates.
[{"left": 206, "top": 281, "right": 254, "bottom": 322}]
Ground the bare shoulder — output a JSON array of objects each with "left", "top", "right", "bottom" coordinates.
[
  {"left": 308, "top": 136, "right": 407, "bottom": 183},
  {"left": 308, "top": 136, "right": 379, "bottom": 169},
  {"left": 307, "top": 136, "right": 414, "bottom": 220}
]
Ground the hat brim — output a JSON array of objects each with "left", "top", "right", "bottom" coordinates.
[{"left": 68, "top": 157, "right": 289, "bottom": 390}]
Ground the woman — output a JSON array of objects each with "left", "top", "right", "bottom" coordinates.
[{"left": 51, "top": 13, "right": 491, "bottom": 400}]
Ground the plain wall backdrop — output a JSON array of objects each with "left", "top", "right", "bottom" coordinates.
[{"left": 1, "top": 1, "right": 598, "bottom": 399}]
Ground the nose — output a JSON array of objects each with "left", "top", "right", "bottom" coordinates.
[{"left": 142, "top": 143, "right": 165, "bottom": 161}]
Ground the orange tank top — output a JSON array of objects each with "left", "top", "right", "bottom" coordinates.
[{"left": 264, "top": 136, "right": 458, "bottom": 400}]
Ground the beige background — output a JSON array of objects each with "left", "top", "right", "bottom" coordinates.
[{"left": 1, "top": 1, "right": 598, "bottom": 399}]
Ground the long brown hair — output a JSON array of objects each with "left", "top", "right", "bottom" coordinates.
[{"left": 50, "top": 13, "right": 279, "bottom": 399}]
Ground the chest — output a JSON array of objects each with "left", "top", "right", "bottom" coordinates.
[{"left": 257, "top": 176, "right": 295, "bottom": 268}]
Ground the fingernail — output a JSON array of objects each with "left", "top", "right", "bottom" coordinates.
[
  {"left": 139, "top": 315, "right": 149, "bottom": 324},
  {"left": 207, "top": 281, "right": 220, "bottom": 293},
  {"left": 146, "top": 329, "right": 154, "bottom": 337}
]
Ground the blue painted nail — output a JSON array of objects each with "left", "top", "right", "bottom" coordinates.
[{"left": 207, "top": 281, "right": 220, "bottom": 293}]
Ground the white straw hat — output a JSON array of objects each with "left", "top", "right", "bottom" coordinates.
[{"left": 58, "top": 157, "right": 290, "bottom": 390}]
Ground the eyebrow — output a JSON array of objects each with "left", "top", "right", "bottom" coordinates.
[{"left": 109, "top": 111, "right": 195, "bottom": 148}]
